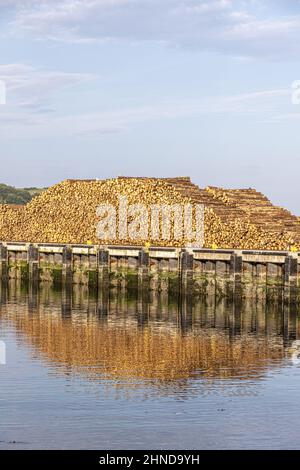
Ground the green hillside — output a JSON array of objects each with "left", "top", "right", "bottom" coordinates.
[{"left": 0, "top": 183, "right": 45, "bottom": 205}]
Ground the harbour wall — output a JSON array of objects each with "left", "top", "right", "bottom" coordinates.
[{"left": 1, "top": 242, "right": 300, "bottom": 298}]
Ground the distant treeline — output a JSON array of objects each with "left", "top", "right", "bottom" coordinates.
[{"left": 0, "top": 183, "right": 45, "bottom": 205}]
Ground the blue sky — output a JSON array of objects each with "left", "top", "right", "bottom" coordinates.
[{"left": 1, "top": 0, "right": 300, "bottom": 212}]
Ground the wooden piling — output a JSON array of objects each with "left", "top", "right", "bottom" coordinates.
[
  {"left": 230, "top": 251, "right": 243, "bottom": 282},
  {"left": 284, "top": 254, "right": 298, "bottom": 287},
  {"left": 98, "top": 248, "right": 109, "bottom": 289},
  {"left": 0, "top": 243, "right": 8, "bottom": 282},
  {"left": 28, "top": 244, "right": 39, "bottom": 283},
  {"left": 138, "top": 249, "right": 150, "bottom": 291},
  {"left": 62, "top": 245, "right": 73, "bottom": 285},
  {"left": 180, "top": 250, "right": 194, "bottom": 293}
]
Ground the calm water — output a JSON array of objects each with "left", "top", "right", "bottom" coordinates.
[{"left": 0, "top": 282, "right": 300, "bottom": 450}]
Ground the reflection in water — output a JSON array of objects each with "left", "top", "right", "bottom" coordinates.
[{"left": 1, "top": 281, "right": 298, "bottom": 392}]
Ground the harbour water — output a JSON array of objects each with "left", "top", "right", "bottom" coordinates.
[{"left": 0, "top": 282, "right": 300, "bottom": 449}]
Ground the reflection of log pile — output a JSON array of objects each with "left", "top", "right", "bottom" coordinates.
[
  {"left": 1, "top": 299, "right": 285, "bottom": 385},
  {"left": 0, "top": 176, "right": 298, "bottom": 249}
]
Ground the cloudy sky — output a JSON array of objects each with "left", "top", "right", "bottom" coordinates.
[{"left": 1, "top": 0, "right": 300, "bottom": 212}]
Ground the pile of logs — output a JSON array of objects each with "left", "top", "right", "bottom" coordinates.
[{"left": 0, "top": 177, "right": 297, "bottom": 249}]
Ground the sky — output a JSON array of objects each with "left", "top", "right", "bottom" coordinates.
[{"left": 0, "top": 0, "right": 300, "bottom": 212}]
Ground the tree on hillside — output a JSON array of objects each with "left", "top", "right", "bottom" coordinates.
[{"left": 0, "top": 184, "right": 36, "bottom": 205}]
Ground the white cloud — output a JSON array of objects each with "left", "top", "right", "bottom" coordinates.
[
  {"left": 3, "top": 0, "right": 300, "bottom": 59},
  {"left": 0, "top": 85, "right": 292, "bottom": 139},
  {"left": 0, "top": 63, "right": 96, "bottom": 108}
]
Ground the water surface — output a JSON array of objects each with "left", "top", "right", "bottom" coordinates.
[{"left": 0, "top": 282, "right": 300, "bottom": 449}]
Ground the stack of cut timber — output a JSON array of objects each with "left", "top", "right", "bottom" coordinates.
[
  {"left": 206, "top": 186, "right": 300, "bottom": 244},
  {"left": 164, "top": 178, "right": 300, "bottom": 248},
  {"left": 0, "top": 176, "right": 297, "bottom": 250}
]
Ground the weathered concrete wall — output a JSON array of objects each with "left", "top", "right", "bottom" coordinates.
[{"left": 1, "top": 242, "right": 300, "bottom": 299}]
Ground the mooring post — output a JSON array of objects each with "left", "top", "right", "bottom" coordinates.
[
  {"left": 230, "top": 251, "right": 243, "bottom": 282},
  {"left": 27, "top": 244, "right": 39, "bottom": 283},
  {"left": 229, "top": 250, "right": 243, "bottom": 298},
  {"left": 62, "top": 245, "right": 73, "bottom": 285},
  {"left": 138, "top": 249, "right": 150, "bottom": 291},
  {"left": 0, "top": 243, "right": 8, "bottom": 282},
  {"left": 98, "top": 248, "right": 109, "bottom": 289},
  {"left": 97, "top": 248, "right": 109, "bottom": 315},
  {"left": 180, "top": 250, "right": 194, "bottom": 293},
  {"left": 284, "top": 253, "right": 298, "bottom": 288}
]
